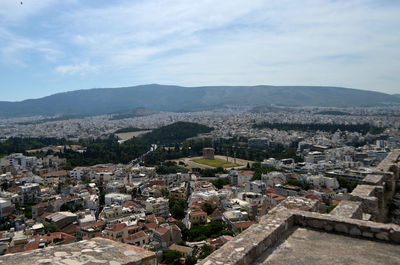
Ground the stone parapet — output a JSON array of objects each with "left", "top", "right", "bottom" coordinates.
[
  {"left": 200, "top": 205, "right": 294, "bottom": 265},
  {"left": 330, "top": 200, "right": 363, "bottom": 219},
  {"left": 199, "top": 205, "right": 400, "bottom": 265},
  {"left": 293, "top": 210, "right": 400, "bottom": 243},
  {"left": 279, "top": 196, "right": 319, "bottom": 212}
]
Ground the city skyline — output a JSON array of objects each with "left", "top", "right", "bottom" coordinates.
[{"left": 1, "top": 0, "right": 400, "bottom": 101}]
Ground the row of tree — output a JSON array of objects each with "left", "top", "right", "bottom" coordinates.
[{"left": 253, "top": 122, "right": 385, "bottom": 135}]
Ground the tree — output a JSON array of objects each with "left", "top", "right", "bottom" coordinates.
[
  {"left": 203, "top": 203, "right": 213, "bottom": 215},
  {"left": 162, "top": 250, "right": 183, "bottom": 265},
  {"left": 60, "top": 203, "right": 72, "bottom": 212},
  {"left": 63, "top": 161, "right": 73, "bottom": 171},
  {"left": 131, "top": 187, "right": 138, "bottom": 198},
  {"left": 171, "top": 203, "right": 185, "bottom": 220},
  {"left": 199, "top": 244, "right": 213, "bottom": 259},
  {"left": 24, "top": 205, "right": 32, "bottom": 219},
  {"left": 161, "top": 188, "right": 169, "bottom": 197},
  {"left": 212, "top": 178, "right": 230, "bottom": 189},
  {"left": 44, "top": 223, "right": 60, "bottom": 233},
  {"left": 1, "top": 182, "right": 8, "bottom": 191},
  {"left": 185, "top": 256, "right": 198, "bottom": 265}
]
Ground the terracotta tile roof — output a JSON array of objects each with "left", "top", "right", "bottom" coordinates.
[
  {"left": 127, "top": 231, "right": 147, "bottom": 241},
  {"left": 171, "top": 225, "right": 180, "bottom": 232},
  {"left": 321, "top": 188, "right": 334, "bottom": 193},
  {"left": 61, "top": 224, "right": 79, "bottom": 235},
  {"left": 123, "top": 200, "right": 134, "bottom": 207},
  {"left": 232, "top": 221, "right": 257, "bottom": 229},
  {"left": 80, "top": 221, "right": 105, "bottom": 228},
  {"left": 145, "top": 214, "right": 156, "bottom": 223},
  {"left": 32, "top": 202, "right": 49, "bottom": 209},
  {"left": 189, "top": 211, "right": 207, "bottom": 217},
  {"left": 238, "top": 171, "right": 254, "bottom": 177},
  {"left": 155, "top": 216, "right": 164, "bottom": 222},
  {"left": 268, "top": 193, "right": 285, "bottom": 201},
  {"left": 144, "top": 223, "right": 157, "bottom": 230},
  {"left": 155, "top": 227, "right": 169, "bottom": 235},
  {"left": 43, "top": 170, "right": 68, "bottom": 177},
  {"left": 210, "top": 208, "right": 223, "bottom": 218},
  {"left": 40, "top": 212, "right": 53, "bottom": 219},
  {"left": 168, "top": 217, "right": 180, "bottom": 223},
  {"left": 92, "top": 166, "right": 115, "bottom": 172},
  {"left": 107, "top": 223, "right": 127, "bottom": 232}
]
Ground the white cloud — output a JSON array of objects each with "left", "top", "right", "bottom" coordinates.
[
  {"left": 55, "top": 61, "right": 97, "bottom": 75},
  {"left": 1, "top": 0, "right": 400, "bottom": 94},
  {"left": 0, "top": 27, "right": 60, "bottom": 66}
]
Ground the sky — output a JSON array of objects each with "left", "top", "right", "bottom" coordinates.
[{"left": 1, "top": 0, "right": 400, "bottom": 101}]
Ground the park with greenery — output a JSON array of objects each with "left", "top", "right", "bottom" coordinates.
[{"left": 192, "top": 158, "right": 238, "bottom": 168}]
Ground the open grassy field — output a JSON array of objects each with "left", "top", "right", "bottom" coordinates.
[
  {"left": 115, "top": 130, "right": 152, "bottom": 141},
  {"left": 192, "top": 158, "right": 239, "bottom": 168}
]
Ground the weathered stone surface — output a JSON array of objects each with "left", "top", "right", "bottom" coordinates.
[
  {"left": 256, "top": 228, "right": 400, "bottom": 265},
  {"left": 349, "top": 227, "right": 361, "bottom": 236},
  {"left": 0, "top": 238, "right": 157, "bottom": 265},
  {"left": 280, "top": 196, "right": 319, "bottom": 212},
  {"left": 331, "top": 201, "right": 363, "bottom": 219},
  {"left": 362, "top": 174, "right": 385, "bottom": 186},
  {"left": 375, "top": 232, "right": 389, "bottom": 241},
  {"left": 199, "top": 150, "right": 400, "bottom": 265}
]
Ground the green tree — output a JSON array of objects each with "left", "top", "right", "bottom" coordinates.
[
  {"left": 171, "top": 203, "right": 185, "bottom": 220},
  {"left": 203, "top": 203, "right": 213, "bottom": 215},
  {"left": 162, "top": 250, "right": 183, "bottom": 265},
  {"left": 212, "top": 177, "right": 230, "bottom": 189},
  {"left": 44, "top": 223, "right": 60, "bottom": 233},
  {"left": 199, "top": 244, "right": 213, "bottom": 259},
  {"left": 24, "top": 205, "right": 32, "bottom": 219}
]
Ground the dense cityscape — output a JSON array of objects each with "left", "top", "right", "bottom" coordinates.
[{"left": 0, "top": 106, "right": 399, "bottom": 264}]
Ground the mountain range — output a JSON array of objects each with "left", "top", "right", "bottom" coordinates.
[{"left": 1, "top": 84, "right": 399, "bottom": 117}]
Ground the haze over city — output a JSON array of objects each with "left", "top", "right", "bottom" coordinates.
[{"left": 1, "top": 0, "right": 400, "bottom": 101}]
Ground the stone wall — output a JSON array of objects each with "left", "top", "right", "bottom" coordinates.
[
  {"left": 200, "top": 151, "right": 400, "bottom": 265},
  {"left": 199, "top": 203, "right": 400, "bottom": 265},
  {"left": 337, "top": 150, "right": 400, "bottom": 223}
]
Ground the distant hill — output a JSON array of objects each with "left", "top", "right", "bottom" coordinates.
[
  {"left": 0, "top": 84, "right": 399, "bottom": 117},
  {"left": 393, "top": 94, "right": 400, "bottom": 99}
]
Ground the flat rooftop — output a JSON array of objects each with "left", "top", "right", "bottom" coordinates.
[{"left": 256, "top": 227, "right": 400, "bottom": 265}]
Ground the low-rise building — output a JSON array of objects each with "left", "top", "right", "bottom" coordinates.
[
  {"left": 0, "top": 198, "right": 14, "bottom": 218},
  {"left": 152, "top": 224, "right": 182, "bottom": 249},
  {"left": 145, "top": 197, "right": 169, "bottom": 218},
  {"left": 169, "top": 186, "right": 187, "bottom": 201},
  {"left": 189, "top": 211, "right": 207, "bottom": 226},
  {"left": 105, "top": 193, "right": 132, "bottom": 205},
  {"left": 18, "top": 183, "right": 41, "bottom": 204},
  {"left": 245, "top": 181, "right": 266, "bottom": 194},
  {"left": 124, "top": 230, "right": 148, "bottom": 247},
  {"left": 44, "top": 212, "right": 77, "bottom": 229}
]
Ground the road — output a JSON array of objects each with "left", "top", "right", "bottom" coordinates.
[{"left": 131, "top": 144, "right": 158, "bottom": 167}]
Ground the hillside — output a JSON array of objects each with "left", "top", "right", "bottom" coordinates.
[{"left": 0, "top": 84, "right": 399, "bottom": 117}]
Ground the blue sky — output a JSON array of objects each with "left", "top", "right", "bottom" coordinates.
[{"left": 1, "top": 0, "right": 399, "bottom": 101}]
